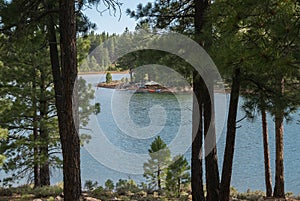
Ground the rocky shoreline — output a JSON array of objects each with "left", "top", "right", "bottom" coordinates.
[{"left": 97, "top": 81, "right": 229, "bottom": 94}]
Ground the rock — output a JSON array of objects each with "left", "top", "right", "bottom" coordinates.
[
  {"left": 55, "top": 195, "right": 63, "bottom": 201},
  {"left": 109, "top": 198, "right": 121, "bottom": 201},
  {"left": 84, "top": 197, "right": 101, "bottom": 201}
]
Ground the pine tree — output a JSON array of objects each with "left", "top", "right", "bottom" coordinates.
[
  {"left": 0, "top": 0, "right": 121, "bottom": 200},
  {"left": 208, "top": 0, "right": 300, "bottom": 199},
  {"left": 166, "top": 155, "right": 190, "bottom": 198},
  {"left": 0, "top": 31, "right": 59, "bottom": 187},
  {"left": 143, "top": 136, "right": 171, "bottom": 193}
]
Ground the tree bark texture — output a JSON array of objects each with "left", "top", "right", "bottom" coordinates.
[
  {"left": 261, "top": 104, "right": 272, "bottom": 197},
  {"left": 59, "top": 0, "right": 81, "bottom": 200},
  {"left": 192, "top": 1, "right": 212, "bottom": 200},
  {"left": 32, "top": 68, "right": 41, "bottom": 188},
  {"left": 39, "top": 67, "right": 50, "bottom": 186},
  {"left": 192, "top": 72, "right": 205, "bottom": 201},
  {"left": 273, "top": 77, "right": 285, "bottom": 198},
  {"left": 204, "top": 79, "right": 220, "bottom": 201},
  {"left": 220, "top": 68, "right": 241, "bottom": 201},
  {"left": 46, "top": 0, "right": 81, "bottom": 199}
]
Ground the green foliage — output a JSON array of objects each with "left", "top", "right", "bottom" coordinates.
[
  {"left": 166, "top": 155, "right": 190, "bottom": 197},
  {"left": 208, "top": 0, "right": 300, "bottom": 115},
  {"left": 0, "top": 185, "right": 62, "bottom": 198},
  {"left": 0, "top": 31, "right": 61, "bottom": 184},
  {"left": 236, "top": 190, "right": 265, "bottom": 201},
  {"left": 0, "top": 187, "right": 13, "bottom": 196},
  {"left": 78, "top": 77, "right": 99, "bottom": 127},
  {"left": 78, "top": 31, "right": 118, "bottom": 72},
  {"left": 207, "top": 0, "right": 299, "bottom": 198},
  {"left": 47, "top": 196, "right": 55, "bottom": 201},
  {"left": 77, "top": 36, "right": 92, "bottom": 65},
  {"left": 11, "top": 185, "right": 32, "bottom": 195},
  {"left": 127, "top": 1, "right": 194, "bottom": 34},
  {"left": 105, "top": 179, "right": 115, "bottom": 191},
  {"left": 116, "top": 179, "right": 139, "bottom": 195},
  {"left": 91, "top": 186, "right": 112, "bottom": 200},
  {"left": 78, "top": 30, "right": 194, "bottom": 86},
  {"left": 32, "top": 186, "right": 63, "bottom": 198},
  {"left": 106, "top": 72, "right": 113, "bottom": 83},
  {"left": 143, "top": 136, "right": 171, "bottom": 192},
  {"left": 94, "top": 102, "right": 101, "bottom": 115},
  {"left": 0, "top": 30, "right": 97, "bottom": 186},
  {"left": 0, "top": 128, "right": 8, "bottom": 166},
  {"left": 20, "top": 194, "right": 34, "bottom": 200},
  {"left": 84, "top": 180, "right": 99, "bottom": 192}
]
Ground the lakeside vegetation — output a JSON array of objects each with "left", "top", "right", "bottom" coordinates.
[{"left": 1, "top": 184, "right": 300, "bottom": 201}]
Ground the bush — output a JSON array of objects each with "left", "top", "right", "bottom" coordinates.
[
  {"left": 105, "top": 179, "right": 114, "bottom": 191},
  {"left": 84, "top": 180, "right": 98, "bottom": 192},
  {"left": 11, "top": 185, "right": 32, "bottom": 195},
  {"left": 0, "top": 187, "right": 13, "bottom": 196},
  {"left": 106, "top": 72, "right": 112, "bottom": 83},
  {"left": 33, "top": 186, "right": 63, "bottom": 198},
  {"left": 91, "top": 186, "right": 112, "bottom": 200},
  {"left": 20, "top": 194, "right": 34, "bottom": 201},
  {"left": 236, "top": 190, "right": 265, "bottom": 201},
  {"left": 116, "top": 179, "right": 139, "bottom": 195},
  {"left": 230, "top": 186, "right": 238, "bottom": 198},
  {"left": 48, "top": 196, "right": 55, "bottom": 201}
]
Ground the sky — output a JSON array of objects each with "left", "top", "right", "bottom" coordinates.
[{"left": 83, "top": 0, "right": 150, "bottom": 34}]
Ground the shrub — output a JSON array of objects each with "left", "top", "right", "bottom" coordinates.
[
  {"left": 106, "top": 72, "right": 112, "bottom": 83},
  {"left": 91, "top": 186, "right": 112, "bottom": 200},
  {"left": 116, "top": 179, "right": 139, "bottom": 195},
  {"left": 0, "top": 187, "right": 13, "bottom": 196},
  {"left": 11, "top": 185, "right": 32, "bottom": 195},
  {"left": 105, "top": 179, "right": 114, "bottom": 191},
  {"left": 33, "top": 186, "right": 63, "bottom": 198},
  {"left": 84, "top": 180, "right": 98, "bottom": 192},
  {"left": 20, "top": 194, "right": 34, "bottom": 201},
  {"left": 236, "top": 190, "right": 265, "bottom": 201},
  {"left": 48, "top": 196, "right": 55, "bottom": 201},
  {"left": 230, "top": 186, "right": 238, "bottom": 198}
]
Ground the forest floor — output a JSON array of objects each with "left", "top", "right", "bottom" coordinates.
[{"left": 1, "top": 193, "right": 300, "bottom": 201}]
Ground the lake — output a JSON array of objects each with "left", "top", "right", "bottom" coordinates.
[
  {"left": 72, "top": 74, "right": 300, "bottom": 195},
  {"left": 2, "top": 73, "right": 300, "bottom": 195}
]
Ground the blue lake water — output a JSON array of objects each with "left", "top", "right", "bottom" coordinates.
[
  {"left": 2, "top": 73, "right": 300, "bottom": 195},
  {"left": 73, "top": 74, "right": 300, "bottom": 195}
]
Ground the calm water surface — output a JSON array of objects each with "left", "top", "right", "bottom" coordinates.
[{"left": 70, "top": 74, "right": 300, "bottom": 194}]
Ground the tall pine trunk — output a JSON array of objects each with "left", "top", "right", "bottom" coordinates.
[
  {"left": 33, "top": 121, "right": 40, "bottom": 187},
  {"left": 158, "top": 168, "right": 161, "bottom": 193},
  {"left": 59, "top": 0, "right": 81, "bottom": 200},
  {"left": 46, "top": 0, "right": 81, "bottom": 199},
  {"left": 220, "top": 67, "right": 241, "bottom": 201},
  {"left": 192, "top": 73, "right": 205, "bottom": 201},
  {"left": 273, "top": 78, "right": 285, "bottom": 198},
  {"left": 39, "top": 68, "right": 50, "bottom": 186},
  {"left": 32, "top": 68, "right": 41, "bottom": 188},
  {"left": 204, "top": 79, "right": 220, "bottom": 201},
  {"left": 273, "top": 113, "right": 285, "bottom": 198},
  {"left": 260, "top": 98, "right": 272, "bottom": 197},
  {"left": 192, "top": 1, "right": 214, "bottom": 200}
]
